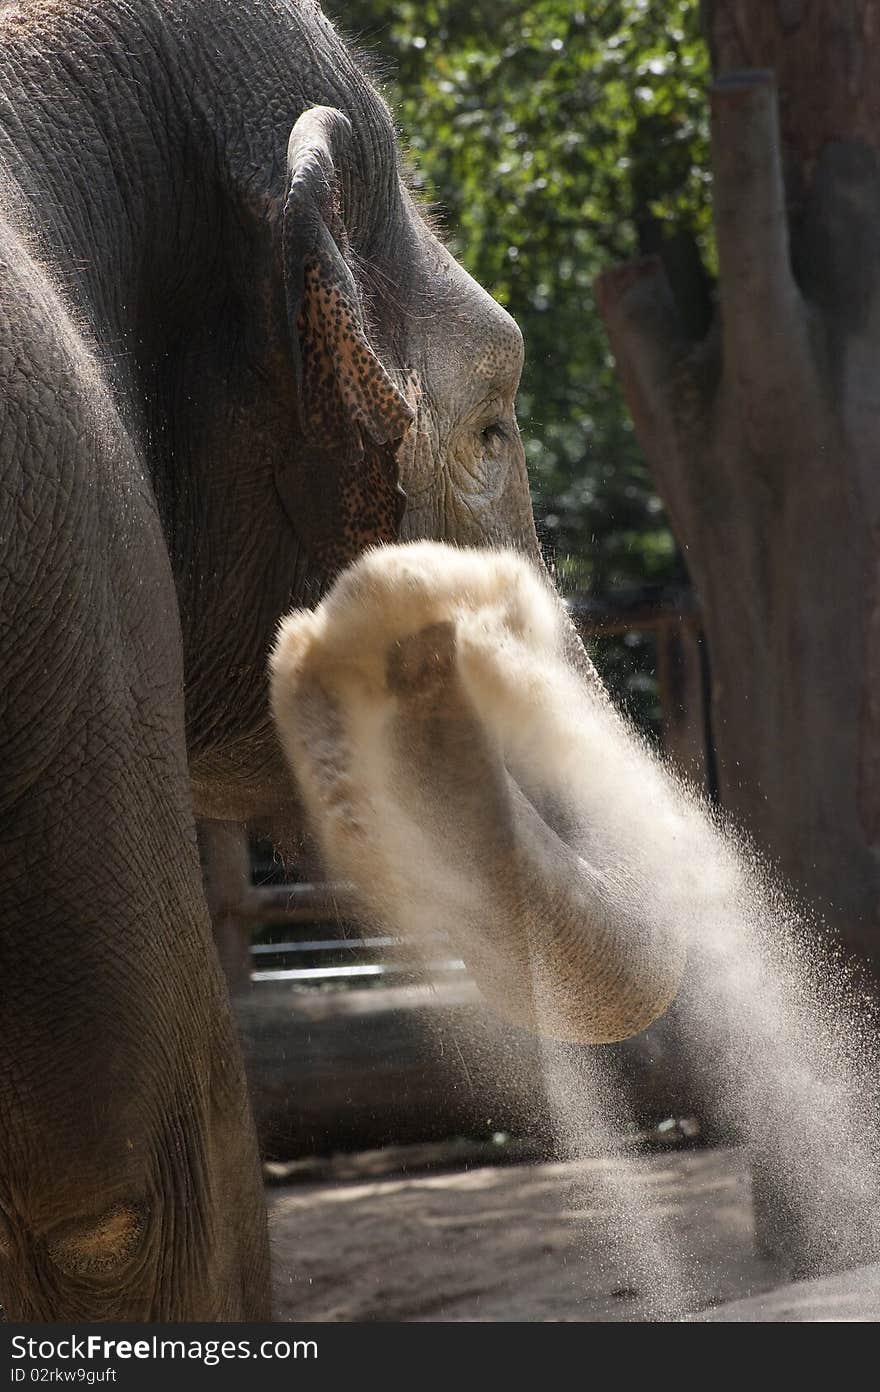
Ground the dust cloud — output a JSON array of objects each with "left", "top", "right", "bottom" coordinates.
[{"left": 270, "top": 542, "right": 880, "bottom": 1318}]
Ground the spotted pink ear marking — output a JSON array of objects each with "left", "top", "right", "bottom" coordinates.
[
  {"left": 296, "top": 254, "right": 414, "bottom": 579},
  {"left": 298, "top": 258, "right": 413, "bottom": 446},
  {"left": 282, "top": 107, "right": 420, "bottom": 580}
]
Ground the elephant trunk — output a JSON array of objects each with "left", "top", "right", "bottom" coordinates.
[
  {"left": 269, "top": 543, "right": 687, "bottom": 1047},
  {"left": 383, "top": 620, "right": 684, "bottom": 1044}
]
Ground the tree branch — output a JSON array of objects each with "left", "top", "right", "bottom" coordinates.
[
  {"left": 711, "top": 71, "right": 816, "bottom": 433},
  {"left": 594, "top": 256, "right": 690, "bottom": 506}
]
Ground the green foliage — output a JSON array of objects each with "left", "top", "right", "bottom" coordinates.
[{"left": 325, "top": 1, "right": 710, "bottom": 723}]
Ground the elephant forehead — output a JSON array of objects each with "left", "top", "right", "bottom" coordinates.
[
  {"left": 439, "top": 296, "right": 524, "bottom": 399},
  {"left": 403, "top": 231, "right": 524, "bottom": 406},
  {"left": 472, "top": 326, "right": 523, "bottom": 392}
]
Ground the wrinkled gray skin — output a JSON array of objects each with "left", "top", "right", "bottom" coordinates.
[{"left": 0, "top": 0, "right": 558, "bottom": 1321}]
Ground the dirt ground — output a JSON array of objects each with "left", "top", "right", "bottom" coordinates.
[{"left": 268, "top": 1145, "right": 783, "bottom": 1321}]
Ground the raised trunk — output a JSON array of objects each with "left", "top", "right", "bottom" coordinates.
[
  {"left": 269, "top": 544, "right": 687, "bottom": 1046},
  {"left": 597, "top": 1, "right": 880, "bottom": 965}
]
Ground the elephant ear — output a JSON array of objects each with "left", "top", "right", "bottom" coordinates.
[{"left": 279, "top": 105, "right": 414, "bottom": 581}]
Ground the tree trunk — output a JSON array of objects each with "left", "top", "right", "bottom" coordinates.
[{"left": 597, "top": 0, "right": 880, "bottom": 965}]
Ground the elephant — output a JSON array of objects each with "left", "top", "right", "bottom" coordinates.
[{"left": 0, "top": 0, "right": 681, "bottom": 1322}]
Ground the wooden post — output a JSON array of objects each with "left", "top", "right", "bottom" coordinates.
[
  {"left": 198, "top": 820, "right": 253, "bottom": 997},
  {"left": 656, "top": 619, "right": 708, "bottom": 792}
]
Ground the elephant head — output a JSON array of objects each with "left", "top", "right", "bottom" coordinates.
[
  {"left": 242, "top": 97, "right": 684, "bottom": 1044},
  {"left": 273, "top": 104, "right": 536, "bottom": 567},
  {"left": 175, "top": 85, "right": 545, "bottom": 823},
  {"left": 167, "top": 40, "right": 684, "bottom": 1042}
]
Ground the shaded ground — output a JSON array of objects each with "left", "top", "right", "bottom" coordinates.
[
  {"left": 693, "top": 1264, "right": 880, "bottom": 1321},
  {"left": 269, "top": 1145, "right": 782, "bottom": 1321}
]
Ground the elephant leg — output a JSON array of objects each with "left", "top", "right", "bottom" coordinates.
[
  {"left": 0, "top": 325, "right": 269, "bottom": 1318},
  {"left": 0, "top": 617, "right": 270, "bottom": 1318}
]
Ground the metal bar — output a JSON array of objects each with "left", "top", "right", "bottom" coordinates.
[
  {"left": 252, "top": 958, "right": 465, "bottom": 984},
  {"left": 250, "top": 935, "right": 398, "bottom": 956}
]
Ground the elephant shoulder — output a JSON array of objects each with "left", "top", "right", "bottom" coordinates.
[
  {"left": 0, "top": 209, "right": 95, "bottom": 402},
  {"left": 0, "top": 200, "right": 157, "bottom": 602},
  {"left": 0, "top": 202, "right": 138, "bottom": 502}
]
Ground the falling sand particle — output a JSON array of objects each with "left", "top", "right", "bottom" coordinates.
[{"left": 270, "top": 542, "right": 880, "bottom": 1319}]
